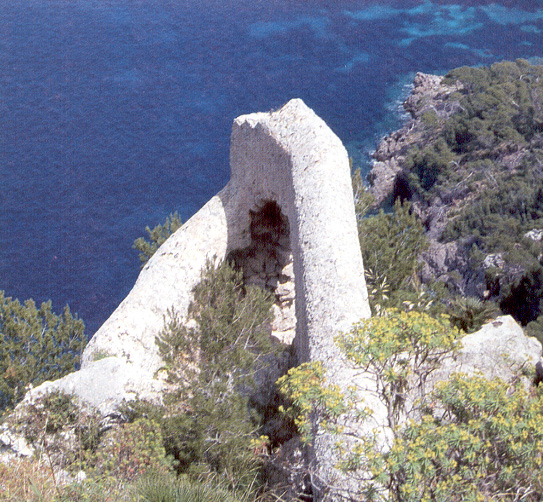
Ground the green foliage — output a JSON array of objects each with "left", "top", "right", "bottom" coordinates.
[
  {"left": 135, "top": 471, "right": 243, "bottom": 502},
  {"left": 156, "top": 260, "right": 275, "bottom": 394},
  {"left": 276, "top": 362, "right": 349, "bottom": 444},
  {"left": 0, "top": 293, "right": 86, "bottom": 412},
  {"left": 399, "top": 60, "right": 543, "bottom": 203},
  {"left": 154, "top": 260, "right": 275, "bottom": 490},
  {"left": 84, "top": 418, "right": 172, "bottom": 483},
  {"left": 385, "top": 375, "right": 543, "bottom": 502},
  {"left": 352, "top": 167, "right": 375, "bottom": 219},
  {"left": 7, "top": 390, "right": 102, "bottom": 479},
  {"left": 442, "top": 172, "right": 543, "bottom": 249},
  {"left": 57, "top": 477, "right": 132, "bottom": 502},
  {"left": 338, "top": 310, "right": 462, "bottom": 429},
  {"left": 133, "top": 212, "right": 183, "bottom": 265},
  {"left": 378, "top": 60, "right": 543, "bottom": 326},
  {"left": 440, "top": 169, "right": 543, "bottom": 324},
  {"left": 443, "top": 60, "right": 543, "bottom": 153},
  {"left": 526, "top": 315, "right": 543, "bottom": 345},
  {"left": 358, "top": 200, "right": 428, "bottom": 310},
  {"left": 282, "top": 309, "right": 543, "bottom": 501},
  {"left": 89, "top": 348, "right": 112, "bottom": 362},
  {"left": 447, "top": 296, "right": 498, "bottom": 333},
  {"left": 405, "top": 137, "right": 454, "bottom": 192},
  {"left": 23, "top": 391, "right": 79, "bottom": 440}
]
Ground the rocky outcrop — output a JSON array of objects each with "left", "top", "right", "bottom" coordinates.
[
  {"left": 368, "top": 63, "right": 543, "bottom": 320},
  {"left": 445, "top": 315, "right": 542, "bottom": 382},
  {"left": 405, "top": 315, "right": 542, "bottom": 422},
  {"left": 80, "top": 99, "right": 370, "bottom": 380},
  {"left": 5, "top": 91, "right": 543, "bottom": 500},
  {"left": 14, "top": 99, "right": 371, "bottom": 500},
  {"left": 369, "top": 73, "right": 462, "bottom": 207}
]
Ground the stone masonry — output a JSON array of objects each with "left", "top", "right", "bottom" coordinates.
[
  {"left": 23, "top": 99, "right": 372, "bottom": 499},
  {"left": 82, "top": 97, "right": 371, "bottom": 378}
]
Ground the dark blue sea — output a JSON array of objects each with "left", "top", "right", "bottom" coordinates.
[{"left": 1, "top": 0, "right": 542, "bottom": 336}]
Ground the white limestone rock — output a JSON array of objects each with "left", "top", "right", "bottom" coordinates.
[
  {"left": 0, "top": 427, "right": 34, "bottom": 462},
  {"left": 21, "top": 356, "right": 164, "bottom": 416},
  {"left": 524, "top": 229, "right": 543, "bottom": 241},
  {"left": 80, "top": 98, "right": 370, "bottom": 408},
  {"left": 406, "top": 315, "right": 543, "bottom": 423},
  {"left": 440, "top": 315, "right": 541, "bottom": 383},
  {"left": 9, "top": 100, "right": 372, "bottom": 498}
]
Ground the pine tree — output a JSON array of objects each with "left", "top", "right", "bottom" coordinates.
[{"left": 0, "top": 292, "right": 86, "bottom": 413}]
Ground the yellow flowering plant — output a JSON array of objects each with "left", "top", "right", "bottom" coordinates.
[{"left": 279, "top": 309, "right": 543, "bottom": 501}]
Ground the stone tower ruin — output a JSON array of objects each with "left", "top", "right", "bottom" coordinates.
[{"left": 83, "top": 98, "right": 371, "bottom": 375}]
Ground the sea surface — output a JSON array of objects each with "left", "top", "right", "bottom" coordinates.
[{"left": 1, "top": 0, "right": 542, "bottom": 336}]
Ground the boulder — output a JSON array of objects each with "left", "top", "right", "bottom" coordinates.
[
  {"left": 406, "top": 315, "right": 543, "bottom": 422},
  {"left": 438, "top": 315, "right": 541, "bottom": 384},
  {"left": 20, "top": 356, "right": 164, "bottom": 416}
]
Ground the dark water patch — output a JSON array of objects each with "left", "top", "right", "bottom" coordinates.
[{"left": 0, "top": 0, "right": 541, "bottom": 336}]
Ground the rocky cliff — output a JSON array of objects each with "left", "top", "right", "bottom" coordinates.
[
  {"left": 3, "top": 91, "right": 543, "bottom": 501},
  {"left": 368, "top": 60, "right": 543, "bottom": 332}
]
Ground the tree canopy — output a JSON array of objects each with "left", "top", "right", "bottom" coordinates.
[{"left": 0, "top": 292, "right": 86, "bottom": 412}]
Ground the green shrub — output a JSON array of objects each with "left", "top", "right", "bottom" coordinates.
[
  {"left": 83, "top": 418, "right": 172, "bottom": 483},
  {"left": 442, "top": 60, "right": 543, "bottom": 152},
  {"left": 7, "top": 390, "right": 102, "bottom": 477},
  {"left": 135, "top": 471, "right": 243, "bottom": 502},
  {"left": 385, "top": 375, "right": 543, "bottom": 502},
  {"left": 359, "top": 200, "right": 427, "bottom": 294},
  {"left": 22, "top": 391, "right": 79, "bottom": 441},
  {"left": 447, "top": 296, "right": 498, "bottom": 333},
  {"left": 0, "top": 293, "right": 86, "bottom": 413},
  {"left": 280, "top": 309, "right": 543, "bottom": 501},
  {"left": 276, "top": 361, "right": 349, "bottom": 444},
  {"left": 133, "top": 212, "right": 183, "bottom": 265},
  {"left": 338, "top": 310, "right": 462, "bottom": 429},
  {"left": 58, "top": 477, "right": 132, "bottom": 502},
  {"left": 526, "top": 315, "right": 543, "bottom": 344},
  {"left": 405, "top": 138, "right": 454, "bottom": 192},
  {"left": 153, "top": 260, "right": 275, "bottom": 490},
  {"left": 358, "top": 200, "right": 429, "bottom": 311}
]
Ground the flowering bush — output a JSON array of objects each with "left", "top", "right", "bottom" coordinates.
[
  {"left": 384, "top": 374, "right": 543, "bottom": 502},
  {"left": 279, "top": 310, "right": 543, "bottom": 501}
]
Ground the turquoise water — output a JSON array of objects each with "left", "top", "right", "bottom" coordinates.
[{"left": 0, "top": 0, "right": 542, "bottom": 335}]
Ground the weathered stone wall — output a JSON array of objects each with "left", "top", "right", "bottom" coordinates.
[
  {"left": 25, "top": 99, "right": 371, "bottom": 499},
  {"left": 82, "top": 98, "right": 370, "bottom": 376}
]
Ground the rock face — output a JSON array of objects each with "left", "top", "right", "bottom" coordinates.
[
  {"left": 438, "top": 315, "right": 542, "bottom": 384},
  {"left": 369, "top": 73, "right": 461, "bottom": 207},
  {"left": 80, "top": 97, "right": 370, "bottom": 380},
  {"left": 405, "top": 316, "right": 542, "bottom": 423},
  {"left": 20, "top": 99, "right": 371, "bottom": 499}
]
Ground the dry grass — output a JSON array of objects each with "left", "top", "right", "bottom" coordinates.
[
  {"left": 0, "top": 458, "right": 59, "bottom": 501},
  {"left": 0, "top": 457, "right": 133, "bottom": 502}
]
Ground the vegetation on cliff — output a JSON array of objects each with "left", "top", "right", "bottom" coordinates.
[
  {"left": 0, "top": 259, "right": 279, "bottom": 501},
  {"left": 0, "top": 293, "right": 86, "bottom": 413},
  {"left": 133, "top": 212, "right": 183, "bottom": 265},
  {"left": 152, "top": 259, "right": 276, "bottom": 488},
  {"left": 369, "top": 59, "right": 543, "bottom": 337},
  {"left": 280, "top": 310, "right": 543, "bottom": 502}
]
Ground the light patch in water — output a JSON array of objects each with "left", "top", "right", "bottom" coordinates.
[
  {"left": 520, "top": 24, "right": 541, "bottom": 34},
  {"left": 336, "top": 52, "right": 371, "bottom": 73},
  {"left": 344, "top": 2, "right": 483, "bottom": 47},
  {"left": 445, "top": 42, "right": 494, "bottom": 58},
  {"left": 480, "top": 5, "right": 543, "bottom": 25},
  {"left": 249, "top": 15, "right": 329, "bottom": 40}
]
